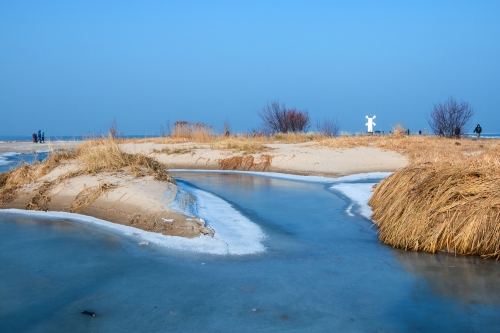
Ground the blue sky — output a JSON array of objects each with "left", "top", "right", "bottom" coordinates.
[{"left": 1, "top": 1, "right": 499, "bottom": 136}]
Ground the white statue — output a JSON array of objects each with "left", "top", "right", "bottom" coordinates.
[{"left": 365, "top": 115, "right": 376, "bottom": 133}]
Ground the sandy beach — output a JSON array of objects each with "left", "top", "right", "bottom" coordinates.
[
  {"left": 121, "top": 141, "right": 408, "bottom": 177},
  {"left": 0, "top": 140, "right": 83, "bottom": 153}
]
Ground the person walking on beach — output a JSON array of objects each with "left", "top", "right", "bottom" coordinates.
[
  {"left": 41, "top": 130, "right": 45, "bottom": 143},
  {"left": 32, "top": 133, "right": 37, "bottom": 143},
  {"left": 455, "top": 126, "right": 460, "bottom": 138},
  {"left": 37, "top": 130, "right": 42, "bottom": 143},
  {"left": 473, "top": 124, "right": 482, "bottom": 138}
]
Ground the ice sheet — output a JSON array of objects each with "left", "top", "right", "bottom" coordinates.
[{"left": 170, "top": 169, "right": 392, "bottom": 183}]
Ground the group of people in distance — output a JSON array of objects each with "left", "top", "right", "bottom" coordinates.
[{"left": 32, "top": 130, "right": 45, "bottom": 143}]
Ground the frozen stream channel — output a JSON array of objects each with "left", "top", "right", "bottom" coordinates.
[{"left": 1, "top": 169, "right": 500, "bottom": 332}]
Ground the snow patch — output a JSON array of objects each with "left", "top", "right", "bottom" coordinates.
[
  {"left": 330, "top": 183, "right": 378, "bottom": 220},
  {"left": 170, "top": 183, "right": 266, "bottom": 255}
]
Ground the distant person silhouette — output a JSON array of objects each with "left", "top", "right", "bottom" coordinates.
[
  {"left": 37, "top": 130, "right": 42, "bottom": 143},
  {"left": 473, "top": 124, "right": 482, "bottom": 138},
  {"left": 32, "top": 133, "right": 37, "bottom": 143},
  {"left": 41, "top": 130, "right": 45, "bottom": 143},
  {"left": 455, "top": 127, "right": 460, "bottom": 138}
]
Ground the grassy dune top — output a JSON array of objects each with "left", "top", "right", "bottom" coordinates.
[{"left": 0, "top": 137, "right": 174, "bottom": 207}]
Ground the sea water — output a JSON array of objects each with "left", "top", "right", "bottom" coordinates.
[{"left": 1, "top": 172, "right": 500, "bottom": 332}]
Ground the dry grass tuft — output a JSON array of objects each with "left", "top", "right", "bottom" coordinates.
[
  {"left": 26, "top": 181, "right": 53, "bottom": 211},
  {"left": 218, "top": 154, "right": 273, "bottom": 171},
  {"left": 171, "top": 121, "right": 217, "bottom": 142},
  {"left": 76, "top": 138, "right": 174, "bottom": 183},
  {"left": 274, "top": 132, "right": 316, "bottom": 143},
  {"left": 70, "top": 181, "right": 114, "bottom": 213},
  {"left": 392, "top": 123, "right": 407, "bottom": 136},
  {"left": 210, "top": 138, "right": 271, "bottom": 154},
  {"left": 369, "top": 151, "right": 500, "bottom": 258},
  {"left": 0, "top": 153, "right": 68, "bottom": 206},
  {"left": 318, "top": 135, "right": 500, "bottom": 163},
  {"left": 153, "top": 147, "right": 194, "bottom": 155},
  {"left": 0, "top": 137, "right": 175, "bottom": 207}
]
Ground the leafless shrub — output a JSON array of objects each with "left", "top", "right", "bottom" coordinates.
[
  {"left": 223, "top": 118, "right": 231, "bottom": 137},
  {"left": 427, "top": 97, "right": 474, "bottom": 137},
  {"left": 108, "top": 118, "right": 118, "bottom": 140},
  {"left": 159, "top": 121, "right": 171, "bottom": 137},
  {"left": 316, "top": 117, "right": 339, "bottom": 137},
  {"left": 258, "top": 101, "right": 310, "bottom": 133}
]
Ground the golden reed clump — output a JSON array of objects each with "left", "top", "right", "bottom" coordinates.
[{"left": 369, "top": 152, "right": 500, "bottom": 258}]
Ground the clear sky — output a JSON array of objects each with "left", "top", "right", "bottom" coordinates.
[{"left": 1, "top": 1, "right": 499, "bottom": 136}]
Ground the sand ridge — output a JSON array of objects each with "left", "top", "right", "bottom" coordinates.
[{"left": 119, "top": 141, "right": 408, "bottom": 177}]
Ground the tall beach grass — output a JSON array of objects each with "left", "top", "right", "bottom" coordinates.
[{"left": 369, "top": 151, "right": 500, "bottom": 258}]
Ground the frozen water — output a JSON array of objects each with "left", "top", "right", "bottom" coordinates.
[
  {"left": 170, "top": 169, "right": 392, "bottom": 184},
  {"left": 1, "top": 171, "right": 500, "bottom": 332},
  {"left": 0, "top": 151, "right": 50, "bottom": 173}
]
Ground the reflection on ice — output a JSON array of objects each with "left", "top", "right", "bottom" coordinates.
[{"left": 395, "top": 250, "right": 500, "bottom": 305}]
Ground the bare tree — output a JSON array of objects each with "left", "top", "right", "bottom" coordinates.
[
  {"left": 258, "top": 101, "right": 310, "bottom": 133},
  {"left": 316, "top": 117, "right": 340, "bottom": 137},
  {"left": 108, "top": 118, "right": 118, "bottom": 140},
  {"left": 427, "top": 97, "right": 474, "bottom": 137}
]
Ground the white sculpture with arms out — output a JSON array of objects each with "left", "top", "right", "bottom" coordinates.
[{"left": 365, "top": 115, "right": 376, "bottom": 133}]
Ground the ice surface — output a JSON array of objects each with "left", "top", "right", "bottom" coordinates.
[
  {"left": 2, "top": 171, "right": 500, "bottom": 332},
  {"left": 169, "top": 169, "right": 392, "bottom": 184},
  {"left": 0, "top": 152, "right": 21, "bottom": 157}
]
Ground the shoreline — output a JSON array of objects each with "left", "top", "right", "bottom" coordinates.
[
  {"left": 0, "top": 139, "right": 409, "bottom": 253},
  {"left": 0, "top": 171, "right": 386, "bottom": 255}
]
